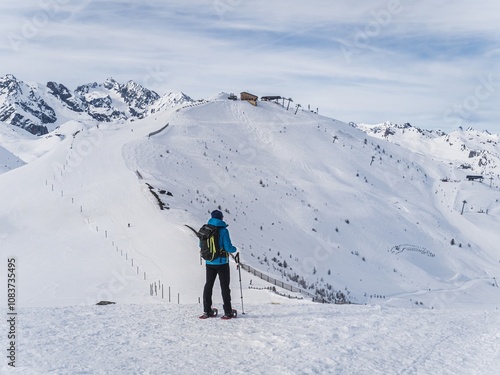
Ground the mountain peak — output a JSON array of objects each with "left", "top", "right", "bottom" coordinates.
[
  {"left": 1, "top": 75, "right": 193, "bottom": 134},
  {"left": 0, "top": 74, "right": 22, "bottom": 95},
  {"left": 1, "top": 73, "right": 18, "bottom": 82},
  {"left": 103, "top": 77, "right": 121, "bottom": 91}
]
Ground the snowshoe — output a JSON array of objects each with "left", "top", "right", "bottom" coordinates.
[
  {"left": 199, "top": 308, "right": 218, "bottom": 319},
  {"left": 221, "top": 309, "right": 237, "bottom": 320}
]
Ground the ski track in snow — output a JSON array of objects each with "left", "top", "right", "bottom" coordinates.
[{"left": 1, "top": 303, "right": 499, "bottom": 375}]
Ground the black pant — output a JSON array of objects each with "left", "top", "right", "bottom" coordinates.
[{"left": 203, "top": 263, "right": 232, "bottom": 315}]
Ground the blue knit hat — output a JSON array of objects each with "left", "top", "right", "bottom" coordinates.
[{"left": 211, "top": 210, "right": 224, "bottom": 220}]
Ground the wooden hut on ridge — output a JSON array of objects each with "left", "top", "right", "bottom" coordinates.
[{"left": 240, "top": 92, "right": 258, "bottom": 106}]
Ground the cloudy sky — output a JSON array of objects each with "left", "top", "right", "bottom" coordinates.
[{"left": 1, "top": 0, "right": 499, "bottom": 132}]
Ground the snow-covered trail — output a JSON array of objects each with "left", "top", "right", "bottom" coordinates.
[{"left": 2, "top": 303, "right": 499, "bottom": 375}]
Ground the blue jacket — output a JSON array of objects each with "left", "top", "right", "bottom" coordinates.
[{"left": 202, "top": 218, "right": 237, "bottom": 265}]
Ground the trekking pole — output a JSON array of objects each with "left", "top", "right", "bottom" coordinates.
[{"left": 235, "top": 252, "right": 245, "bottom": 314}]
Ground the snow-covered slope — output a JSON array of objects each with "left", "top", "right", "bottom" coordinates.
[
  {"left": 1, "top": 98, "right": 499, "bottom": 309},
  {"left": 1, "top": 303, "right": 499, "bottom": 374},
  {"left": 2, "top": 94, "right": 500, "bottom": 374},
  {"left": 126, "top": 100, "right": 500, "bottom": 307},
  {"left": 0, "top": 124, "right": 28, "bottom": 173},
  {"left": 0, "top": 145, "right": 23, "bottom": 174}
]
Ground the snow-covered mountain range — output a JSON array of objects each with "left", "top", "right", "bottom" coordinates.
[{"left": 0, "top": 74, "right": 193, "bottom": 135}]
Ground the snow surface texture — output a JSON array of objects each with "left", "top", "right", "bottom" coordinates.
[
  {"left": 1, "top": 304, "right": 499, "bottom": 375},
  {"left": 1, "top": 94, "right": 500, "bottom": 373}
]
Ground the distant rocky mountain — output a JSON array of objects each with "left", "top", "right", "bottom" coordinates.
[
  {"left": 0, "top": 74, "right": 56, "bottom": 135},
  {"left": 0, "top": 74, "right": 193, "bottom": 135}
]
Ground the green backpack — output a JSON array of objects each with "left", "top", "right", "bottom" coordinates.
[{"left": 197, "top": 224, "right": 223, "bottom": 261}]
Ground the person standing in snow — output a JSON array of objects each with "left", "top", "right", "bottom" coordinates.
[{"left": 200, "top": 210, "right": 237, "bottom": 319}]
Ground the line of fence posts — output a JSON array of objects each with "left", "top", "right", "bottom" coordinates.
[
  {"left": 149, "top": 282, "right": 186, "bottom": 304},
  {"left": 83, "top": 195, "right": 185, "bottom": 304},
  {"left": 239, "top": 261, "right": 315, "bottom": 298},
  {"left": 50, "top": 140, "right": 166, "bottom": 303},
  {"left": 145, "top": 257, "right": 307, "bottom": 305}
]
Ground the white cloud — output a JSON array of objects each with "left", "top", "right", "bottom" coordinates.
[{"left": 1, "top": 0, "right": 499, "bottom": 132}]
